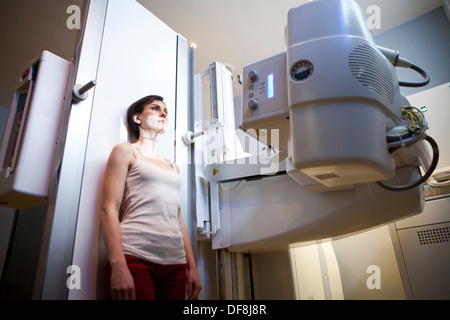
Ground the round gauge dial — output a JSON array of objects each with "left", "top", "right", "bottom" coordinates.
[{"left": 290, "top": 60, "right": 314, "bottom": 82}]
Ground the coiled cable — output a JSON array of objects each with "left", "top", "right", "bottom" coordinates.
[{"left": 377, "top": 135, "right": 439, "bottom": 191}]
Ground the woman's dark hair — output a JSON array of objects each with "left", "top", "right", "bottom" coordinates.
[{"left": 126, "top": 95, "right": 164, "bottom": 139}]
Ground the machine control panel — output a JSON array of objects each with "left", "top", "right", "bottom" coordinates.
[{"left": 242, "top": 52, "right": 288, "bottom": 131}]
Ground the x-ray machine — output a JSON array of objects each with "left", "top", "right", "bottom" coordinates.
[{"left": 0, "top": 0, "right": 447, "bottom": 300}]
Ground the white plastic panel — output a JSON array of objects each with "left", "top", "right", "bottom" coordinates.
[
  {"left": 39, "top": 0, "right": 109, "bottom": 299},
  {"left": 0, "top": 51, "right": 69, "bottom": 209},
  {"left": 395, "top": 197, "right": 450, "bottom": 299},
  {"left": 193, "top": 70, "right": 212, "bottom": 232},
  {"left": 222, "top": 166, "right": 423, "bottom": 253},
  {"left": 193, "top": 63, "right": 242, "bottom": 247}
]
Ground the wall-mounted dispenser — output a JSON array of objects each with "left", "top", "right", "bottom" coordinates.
[{"left": 0, "top": 51, "right": 70, "bottom": 209}]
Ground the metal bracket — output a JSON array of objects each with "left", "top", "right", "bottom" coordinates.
[{"left": 72, "top": 80, "right": 97, "bottom": 102}]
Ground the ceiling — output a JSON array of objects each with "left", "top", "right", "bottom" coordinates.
[
  {"left": 0, "top": 0, "right": 84, "bottom": 107},
  {"left": 0, "top": 0, "right": 443, "bottom": 107},
  {"left": 138, "top": 0, "right": 442, "bottom": 96}
]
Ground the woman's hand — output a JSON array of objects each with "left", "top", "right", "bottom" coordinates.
[
  {"left": 186, "top": 267, "right": 202, "bottom": 300},
  {"left": 110, "top": 265, "right": 136, "bottom": 300}
]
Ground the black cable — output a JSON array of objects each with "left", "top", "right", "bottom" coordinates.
[
  {"left": 377, "top": 135, "right": 439, "bottom": 191},
  {"left": 399, "top": 64, "right": 431, "bottom": 87}
]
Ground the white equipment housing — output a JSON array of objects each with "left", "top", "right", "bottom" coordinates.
[
  {"left": 243, "top": 0, "right": 402, "bottom": 189},
  {"left": 0, "top": 51, "right": 70, "bottom": 209},
  {"left": 200, "top": 0, "right": 428, "bottom": 250},
  {"left": 287, "top": 0, "right": 401, "bottom": 188}
]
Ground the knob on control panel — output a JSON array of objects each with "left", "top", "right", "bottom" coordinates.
[
  {"left": 248, "top": 99, "right": 259, "bottom": 110},
  {"left": 248, "top": 70, "right": 259, "bottom": 82}
]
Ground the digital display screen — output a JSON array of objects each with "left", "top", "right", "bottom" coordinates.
[{"left": 267, "top": 73, "right": 274, "bottom": 99}]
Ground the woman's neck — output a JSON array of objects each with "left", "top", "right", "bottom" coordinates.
[{"left": 135, "top": 130, "right": 161, "bottom": 157}]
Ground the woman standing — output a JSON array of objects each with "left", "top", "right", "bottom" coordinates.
[{"left": 101, "top": 95, "right": 201, "bottom": 300}]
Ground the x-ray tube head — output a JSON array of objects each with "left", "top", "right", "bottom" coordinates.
[{"left": 286, "top": 0, "right": 402, "bottom": 188}]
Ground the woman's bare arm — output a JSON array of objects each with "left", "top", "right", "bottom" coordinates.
[
  {"left": 178, "top": 209, "right": 202, "bottom": 300},
  {"left": 100, "top": 143, "right": 135, "bottom": 300}
]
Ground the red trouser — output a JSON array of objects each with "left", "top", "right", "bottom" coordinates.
[{"left": 106, "top": 254, "right": 187, "bottom": 300}]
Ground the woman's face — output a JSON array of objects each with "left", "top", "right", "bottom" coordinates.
[{"left": 135, "top": 100, "right": 168, "bottom": 134}]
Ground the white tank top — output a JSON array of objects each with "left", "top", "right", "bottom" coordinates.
[{"left": 120, "top": 144, "right": 186, "bottom": 265}]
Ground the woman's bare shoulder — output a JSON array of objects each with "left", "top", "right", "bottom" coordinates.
[
  {"left": 108, "top": 143, "right": 133, "bottom": 164},
  {"left": 112, "top": 142, "right": 133, "bottom": 154}
]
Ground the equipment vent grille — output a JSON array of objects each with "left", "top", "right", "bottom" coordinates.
[
  {"left": 417, "top": 227, "right": 450, "bottom": 245},
  {"left": 348, "top": 44, "right": 395, "bottom": 104}
]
